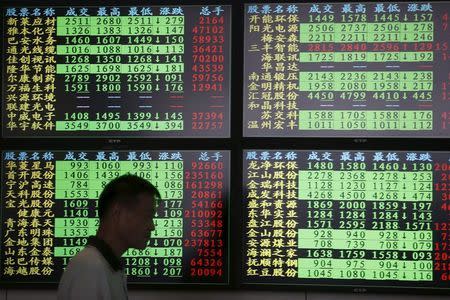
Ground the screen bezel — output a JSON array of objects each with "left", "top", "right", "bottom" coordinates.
[
  {"left": 0, "top": 147, "right": 232, "bottom": 288},
  {"left": 242, "top": 1, "right": 450, "bottom": 139},
  {"left": 0, "top": 1, "right": 232, "bottom": 139},
  {"left": 240, "top": 145, "right": 450, "bottom": 294}
]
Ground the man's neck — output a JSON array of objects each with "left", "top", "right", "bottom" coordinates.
[{"left": 96, "top": 226, "right": 127, "bottom": 259}]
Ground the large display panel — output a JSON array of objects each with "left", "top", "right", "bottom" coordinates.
[
  {"left": 2, "top": 5, "right": 231, "bottom": 138},
  {"left": 1, "top": 150, "right": 229, "bottom": 284},
  {"left": 243, "top": 2, "right": 450, "bottom": 137},
  {"left": 243, "top": 150, "right": 449, "bottom": 290}
]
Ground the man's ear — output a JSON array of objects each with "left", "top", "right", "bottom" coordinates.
[{"left": 109, "top": 202, "right": 122, "bottom": 221}]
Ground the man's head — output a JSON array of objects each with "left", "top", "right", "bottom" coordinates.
[{"left": 98, "top": 174, "right": 160, "bottom": 250}]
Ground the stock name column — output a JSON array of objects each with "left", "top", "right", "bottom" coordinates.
[
  {"left": 2, "top": 152, "right": 57, "bottom": 279},
  {"left": 244, "top": 151, "right": 300, "bottom": 278},
  {"left": 4, "top": 8, "right": 57, "bottom": 132}
]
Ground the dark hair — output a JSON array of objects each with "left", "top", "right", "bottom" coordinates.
[{"left": 98, "top": 174, "right": 161, "bottom": 220}]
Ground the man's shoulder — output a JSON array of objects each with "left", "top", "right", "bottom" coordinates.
[
  {"left": 65, "top": 245, "right": 106, "bottom": 272},
  {"left": 57, "top": 246, "right": 113, "bottom": 300}
]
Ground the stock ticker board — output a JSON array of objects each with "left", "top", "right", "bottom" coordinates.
[
  {"left": 2, "top": 6, "right": 231, "bottom": 137},
  {"left": 244, "top": 2, "right": 450, "bottom": 137},
  {"left": 1, "top": 150, "right": 229, "bottom": 284},
  {"left": 243, "top": 150, "right": 450, "bottom": 289}
]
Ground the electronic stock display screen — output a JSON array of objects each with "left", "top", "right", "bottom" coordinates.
[
  {"left": 2, "top": 5, "right": 231, "bottom": 137},
  {"left": 244, "top": 2, "right": 450, "bottom": 137},
  {"left": 243, "top": 150, "right": 449, "bottom": 290},
  {"left": 1, "top": 150, "right": 229, "bottom": 284}
]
